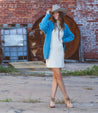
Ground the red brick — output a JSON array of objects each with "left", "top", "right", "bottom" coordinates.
[{"left": 0, "top": 0, "right": 97, "bottom": 59}]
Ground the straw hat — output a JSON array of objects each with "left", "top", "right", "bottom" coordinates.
[{"left": 51, "top": 4, "right": 67, "bottom": 15}]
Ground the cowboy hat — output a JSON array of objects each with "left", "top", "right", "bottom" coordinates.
[{"left": 51, "top": 4, "right": 67, "bottom": 15}]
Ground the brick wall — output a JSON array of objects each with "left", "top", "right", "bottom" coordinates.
[
  {"left": 0, "top": 0, "right": 97, "bottom": 59},
  {"left": 73, "top": 0, "right": 98, "bottom": 59}
]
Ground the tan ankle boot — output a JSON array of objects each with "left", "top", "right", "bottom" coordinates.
[
  {"left": 65, "top": 97, "right": 73, "bottom": 108},
  {"left": 50, "top": 97, "right": 55, "bottom": 108}
]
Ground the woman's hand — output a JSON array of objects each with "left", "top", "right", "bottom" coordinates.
[{"left": 46, "top": 8, "right": 52, "bottom": 14}]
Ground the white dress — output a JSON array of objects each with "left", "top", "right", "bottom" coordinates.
[{"left": 46, "top": 22, "right": 64, "bottom": 68}]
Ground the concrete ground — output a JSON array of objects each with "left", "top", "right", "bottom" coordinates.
[
  {"left": 0, "top": 62, "right": 98, "bottom": 113},
  {"left": 0, "top": 75, "right": 98, "bottom": 113}
]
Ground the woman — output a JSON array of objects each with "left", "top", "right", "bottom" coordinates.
[{"left": 39, "top": 4, "right": 74, "bottom": 108}]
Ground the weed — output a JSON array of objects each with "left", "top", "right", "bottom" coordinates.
[
  {"left": 0, "top": 98, "right": 12, "bottom": 102},
  {"left": 62, "top": 65, "right": 98, "bottom": 76},
  {"left": 22, "top": 99, "right": 40, "bottom": 103},
  {"left": 83, "top": 87, "right": 93, "bottom": 90},
  {"left": 55, "top": 99, "right": 74, "bottom": 104},
  {"left": 0, "top": 65, "right": 18, "bottom": 73},
  {"left": 55, "top": 99, "right": 65, "bottom": 104}
]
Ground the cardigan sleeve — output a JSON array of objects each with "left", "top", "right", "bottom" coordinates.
[
  {"left": 62, "top": 24, "right": 74, "bottom": 43},
  {"left": 39, "top": 14, "right": 51, "bottom": 34}
]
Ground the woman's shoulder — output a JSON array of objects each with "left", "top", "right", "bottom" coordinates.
[
  {"left": 64, "top": 23, "right": 70, "bottom": 30},
  {"left": 64, "top": 23, "right": 68, "bottom": 27}
]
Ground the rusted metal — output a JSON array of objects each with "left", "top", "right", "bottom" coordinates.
[
  {"left": 64, "top": 15, "right": 80, "bottom": 59},
  {"left": 0, "top": 46, "right": 4, "bottom": 64},
  {"left": 28, "top": 29, "right": 45, "bottom": 61},
  {"left": 28, "top": 15, "right": 81, "bottom": 61}
]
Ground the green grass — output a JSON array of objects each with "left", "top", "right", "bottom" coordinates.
[
  {"left": 0, "top": 65, "right": 18, "bottom": 73},
  {"left": 55, "top": 99, "right": 74, "bottom": 104},
  {"left": 0, "top": 98, "right": 40, "bottom": 103},
  {"left": 61, "top": 65, "right": 98, "bottom": 76},
  {"left": 22, "top": 99, "right": 40, "bottom": 103},
  {"left": 0, "top": 98, "right": 12, "bottom": 102},
  {"left": 0, "top": 64, "right": 98, "bottom": 76},
  {"left": 55, "top": 99, "right": 65, "bottom": 104},
  {"left": 83, "top": 87, "right": 93, "bottom": 90}
]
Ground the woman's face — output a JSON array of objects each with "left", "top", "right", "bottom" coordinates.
[{"left": 53, "top": 11, "right": 59, "bottom": 20}]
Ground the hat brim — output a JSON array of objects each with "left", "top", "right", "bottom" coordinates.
[{"left": 52, "top": 8, "right": 67, "bottom": 15}]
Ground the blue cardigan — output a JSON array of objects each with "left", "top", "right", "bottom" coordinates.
[{"left": 39, "top": 14, "right": 74, "bottom": 59}]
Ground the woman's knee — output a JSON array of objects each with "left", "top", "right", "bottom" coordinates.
[
  {"left": 53, "top": 72, "right": 57, "bottom": 80},
  {"left": 56, "top": 73, "right": 62, "bottom": 80},
  {"left": 52, "top": 68, "right": 62, "bottom": 80}
]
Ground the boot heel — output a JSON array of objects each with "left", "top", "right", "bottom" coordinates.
[
  {"left": 50, "top": 97, "right": 55, "bottom": 108},
  {"left": 65, "top": 97, "right": 73, "bottom": 108}
]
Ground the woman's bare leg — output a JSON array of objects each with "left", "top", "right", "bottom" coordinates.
[
  {"left": 51, "top": 68, "right": 73, "bottom": 108},
  {"left": 52, "top": 68, "right": 68, "bottom": 98},
  {"left": 50, "top": 71, "right": 58, "bottom": 108},
  {"left": 51, "top": 72, "right": 58, "bottom": 98}
]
